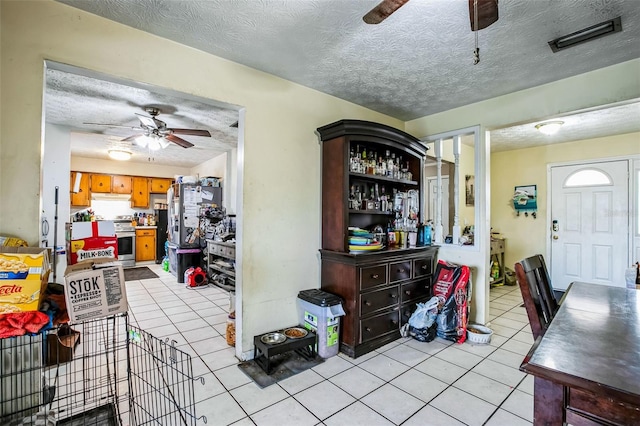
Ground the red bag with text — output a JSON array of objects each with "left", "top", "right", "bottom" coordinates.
[{"left": 432, "top": 260, "right": 470, "bottom": 343}]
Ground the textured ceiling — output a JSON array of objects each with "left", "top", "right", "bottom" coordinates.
[
  {"left": 45, "top": 67, "right": 239, "bottom": 167},
  {"left": 57, "top": 0, "right": 640, "bottom": 120},
  {"left": 47, "top": 0, "right": 640, "bottom": 166}
]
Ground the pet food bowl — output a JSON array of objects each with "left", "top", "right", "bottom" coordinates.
[{"left": 467, "top": 324, "right": 493, "bottom": 344}]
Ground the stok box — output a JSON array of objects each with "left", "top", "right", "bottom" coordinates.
[
  {"left": 0, "top": 247, "right": 50, "bottom": 314},
  {"left": 63, "top": 258, "right": 127, "bottom": 322},
  {"left": 66, "top": 221, "right": 118, "bottom": 265}
]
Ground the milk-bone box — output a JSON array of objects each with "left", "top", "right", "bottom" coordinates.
[
  {"left": 65, "top": 221, "right": 118, "bottom": 265},
  {"left": 0, "top": 247, "right": 51, "bottom": 314}
]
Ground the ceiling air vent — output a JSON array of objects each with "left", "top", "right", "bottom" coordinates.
[{"left": 548, "top": 16, "right": 622, "bottom": 53}]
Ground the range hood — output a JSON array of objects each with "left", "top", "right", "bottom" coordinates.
[{"left": 91, "top": 193, "right": 131, "bottom": 201}]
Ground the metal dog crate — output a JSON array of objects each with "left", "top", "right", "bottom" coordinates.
[{"left": 0, "top": 313, "right": 205, "bottom": 425}]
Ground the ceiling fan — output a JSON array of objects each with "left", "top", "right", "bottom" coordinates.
[
  {"left": 363, "top": 0, "right": 498, "bottom": 30},
  {"left": 86, "top": 107, "right": 211, "bottom": 149}
]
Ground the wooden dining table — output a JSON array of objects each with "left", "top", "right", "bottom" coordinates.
[{"left": 520, "top": 281, "right": 640, "bottom": 425}]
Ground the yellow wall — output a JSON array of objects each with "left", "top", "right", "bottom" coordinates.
[
  {"left": 0, "top": 0, "right": 401, "bottom": 356},
  {"left": 491, "top": 131, "right": 640, "bottom": 270}
]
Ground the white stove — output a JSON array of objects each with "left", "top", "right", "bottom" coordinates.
[{"left": 113, "top": 216, "right": 136, "bottom": 267}]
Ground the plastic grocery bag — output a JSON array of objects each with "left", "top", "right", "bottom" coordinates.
[{"left": 408, "top": 297, "right": 439, "bottom": 329}]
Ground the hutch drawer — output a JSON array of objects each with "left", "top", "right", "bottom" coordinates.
[
  {"left": 360, "top": 286, "right": 399, "bottom": 316},
  {"left": 359, "top": 264, "right": 388, "bottom": 290}
]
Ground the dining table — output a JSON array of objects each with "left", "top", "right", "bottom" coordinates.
[{"left": 520, "top": 281, "right": 640, "bottom": 425}]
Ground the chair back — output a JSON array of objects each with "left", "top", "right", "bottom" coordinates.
[{"left": 514, "top": 255, "right": 559, "bottom": 339}]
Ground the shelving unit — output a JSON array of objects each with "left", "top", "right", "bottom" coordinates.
[
  {"left": 317, "top": 119, "right": 439, "bottom": 358},
  {"left": 206, "top": 239, "right": 235, "bottom": 292}
]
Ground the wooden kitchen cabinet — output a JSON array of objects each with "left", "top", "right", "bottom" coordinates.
[
  {"left": 317, "top": 120, "right": 438, "bottom": 358},
  {"left": 150, "top": 178, "right": 173, "bottom": 193},
  {"left": 135, "top": 228, "right": 156, "bottom": 262},
  {"left": 90, "top": 174, "right": 111, "bottom": 193},
  {"left": 70, "top": 171, "right": 90, "bottom": 206},
  {"left": 112, "top": 175, "right": 132, "bottom": 194},
  {"left": 131, "top": 177, "right": 150, "bottom": 208}
]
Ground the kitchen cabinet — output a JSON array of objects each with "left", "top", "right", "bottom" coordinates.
[
  {"left": 90, "top": 174, "right": 111, "bottom": 193},
  {"left": 70, "top": 171, "right": 90, "bottom": 207},
  {"left": 150, "top": 178, "right": 172, "bottom": 194},
  {"left": 206, "top": 240, "right": 235, "bottom": 292},
  {"left": 135, "top": 228, "right": 156, "bottom": 262},
  {"left": 131, "top": 177, "right": 150, "bottom": 208},
  {"left": 317, "top": 119, "right": 437, "bottom": 358},
  {"left": 112, "top": 175, "right": 132, "bottom": 194}
]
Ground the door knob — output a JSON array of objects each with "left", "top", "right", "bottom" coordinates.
[{"left": 553, "top": 235, "right": 559, "bottom": 240}]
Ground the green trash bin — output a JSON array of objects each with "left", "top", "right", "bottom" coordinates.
[{"left": 297, "top": 289, "right": 345, "bottom": 358}]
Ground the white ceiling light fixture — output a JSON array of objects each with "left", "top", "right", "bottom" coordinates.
[
  {"left": 108, "top": 149, "right": 132, "bottom": 161},
  {"left": 535, "top": 121, "right": 564, "bottom": 136}
]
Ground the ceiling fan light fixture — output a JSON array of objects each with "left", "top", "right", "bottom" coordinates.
[
  {"left": 535, "top": 121, "right": 564, "bottom": 135},
  {"left": 159, "top": 139, "right": 171, "bottom": 149},
  {"left": 147, "top": 137, "right": 162, "bottom": 151},
  {"left": 108, "top": 149, "right": 132, "bottom": 161},
  {"left": 548, "top": 17, "right": 622, "bottom": 53}
]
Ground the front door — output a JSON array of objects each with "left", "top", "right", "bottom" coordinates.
[{"left": 550, "top": 160, "right": 629, "bottom": 290}]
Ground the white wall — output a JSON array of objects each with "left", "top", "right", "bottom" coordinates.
[
  {"left": 0, "top": 0, "right": 403, "bottom": 358},
  {"left": 42, "top": 123, "right": 72, "bottom": 280},
  {"left": 71, "top": 156, "right": 191, "bottom": 178},
  {"left": 407, "top": 59, "right": 640, "bottom": 326}
]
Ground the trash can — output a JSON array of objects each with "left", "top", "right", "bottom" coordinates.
[{"left": 297, "top": 289, "right": 345, "bottom": 358}]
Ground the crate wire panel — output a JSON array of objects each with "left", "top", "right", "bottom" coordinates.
[
  {"left": 0, "top": 334, "right": 43, "bottom": 423},
  {"left": 127, "top": 325, "right": 204, "bottom": 425}
]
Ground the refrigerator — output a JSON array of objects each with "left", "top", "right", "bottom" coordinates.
[
  {"left": 167, "top": 182, "right": 222, "bottom": 282},
  {"left": 154, "top": 208, "right": 168, "bottom": 263}
]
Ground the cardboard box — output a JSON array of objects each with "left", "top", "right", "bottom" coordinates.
[
  {"left": 63, "top": 258, "right": 127, "bottom": 322},
  {"left": 0, "top": 247, "right": 51, "bottom": 313},
  {"left": 66, "top": 221, "right": 118, "bottom": 265}
]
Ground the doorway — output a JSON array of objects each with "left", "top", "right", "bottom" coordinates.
[{"left": 549, "top": 159, "right": 630, "bottom": 290}]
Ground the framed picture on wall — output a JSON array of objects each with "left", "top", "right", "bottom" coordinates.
[{"left": 465, "top": 175, "right": 475, "bottom": 206}]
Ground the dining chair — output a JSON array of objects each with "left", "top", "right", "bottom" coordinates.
[{"left": 514, "top": 254, "right": 559, "bottom": 340}]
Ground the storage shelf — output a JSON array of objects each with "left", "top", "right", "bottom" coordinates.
[
  {"left": 209, "top": 264, "right": 236, "bottom": 278},
  {"left": 349, "top": 172, "right": 418, "bottom": 186},
  {"left": 349, "top": 209, "right": 394, "bottom": 215}
]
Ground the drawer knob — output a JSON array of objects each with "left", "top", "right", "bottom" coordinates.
[
  {"left": 405, "top": 290, "right": 411, "bottom": 295},
  {"left": 390, "top": 294, "right": 397, "bottom": 299},
  {"left": 397, "top": 269, "right": 405, "bottom": 273},
  {"left": 371, "top": 274, "right": 379, "bottom": 279},
  {"left": 365, "top": 327, "right": 372, "bottom": 332},
  {"left": 391, "top": 320, "right": 398, "bottom": 326},
  {"left": 365, "top": 301, "right": 372, "bottom": 306},
  {"left": 421, "top": 265, "right": 428, "bottom": 270}
]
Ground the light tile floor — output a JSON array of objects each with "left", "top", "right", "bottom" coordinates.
[{"left": 125, "top": 263, "right": 534, "bottom": 425}]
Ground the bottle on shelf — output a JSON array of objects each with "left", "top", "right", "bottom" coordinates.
[
  {"left": 491, "top": 261, "right": 500, "bottom": 280},
  {"left": 390, "top": 153, "right": 396, "bottom": 178}
]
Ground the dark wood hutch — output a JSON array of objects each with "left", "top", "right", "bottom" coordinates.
[{"left": 317, "top": 120, "right": 439, "bottom": 358}]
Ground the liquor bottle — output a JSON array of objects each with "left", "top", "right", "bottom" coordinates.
[
  {"left": 361, "top": 146, "right": 367, "bottom": 173},
  {"left": 374, "top": 183, "right": 380, "bottom": 210},
  {"left": 361, "top": 185, "right": 368, "bottom": 210},
  {"left": 390, "top": 153, "right": 397, "bottom": 178},
  {"left": 386, "top": 151, "right": 394, "bottom": 177},
  {"left": 395, "top": 156, "right": 402, "bottom": 179},
  {"left": 349, "top": 147, "right": 357, "bottom": 172},
  {"left": 367, "top": 151, "right": 376, "bottom": 175},
  {"left": 354, "top": 185, "right": 361, "bottom": 210},
  {"left": 349, "top": 185, "right": 357, "bottom": 210},
  {"left": 380, "top": 186, "right": 388, "bottom": 212}
]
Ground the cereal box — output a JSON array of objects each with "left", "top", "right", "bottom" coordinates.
[{"left": 0, "top": 247, "right": 51, "bottom": 314}]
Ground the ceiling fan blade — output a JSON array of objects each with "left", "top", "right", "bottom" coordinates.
[
  {"left": 169, "top": 128, "right": 212, "bottom": 137},
  {"left": 121, "top": 134, "right": 143, "bottom": 142},
  {"left": 135, "top": 113, "right": 158, "bottom": 129},
  {"left": 83, "top": 122, "right": 140, "bottom": 130},
  {"left": 363, "top": 0, "right": 410, "bottom": 24},
  {"left": 166, "top": 134, "right": 194, "bottom": 148},
  {"left": 469, "top": 0, "right": 499, "bottom": 31}
]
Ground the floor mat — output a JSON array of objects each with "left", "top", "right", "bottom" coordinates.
[
  {"left": 238, "top": 351, "right": 324, "bottom": 388},
  {"left": 124, "top": 266, "right": 159, "bottom": 281}
]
